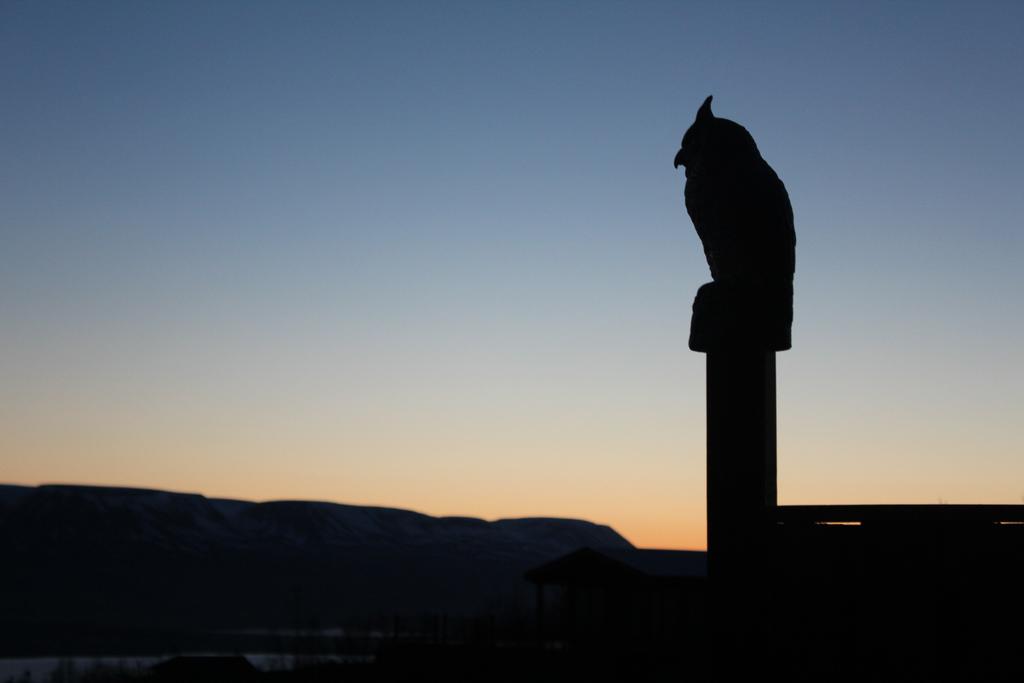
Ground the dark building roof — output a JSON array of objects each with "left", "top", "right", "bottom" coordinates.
[
  {"left": 525, "top": 547, "right": 706, "bottom": 585},
  {"left": 598, "top": 548, "right": 707, "bottom": 577}
]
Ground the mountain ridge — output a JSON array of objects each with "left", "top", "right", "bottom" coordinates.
[
  {"left": 1, "top": 482, "right": 626, "bottom": 526},
  {"left": 0, "top": 482, "right": 634, "bottom": 649},
  {"left": 0, "top": 483, "right": 630, "bottom": 552}
]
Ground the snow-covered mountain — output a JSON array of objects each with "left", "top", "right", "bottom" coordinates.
[
  {"left": 0, "top": 483, "right": 631, "bottom": 644},
  {"left": 0, "top": 484, "right": 629, "bottom": 553}
]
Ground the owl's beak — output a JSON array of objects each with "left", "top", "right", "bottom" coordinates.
[{"left": 673, "top": 148, "right": 686, "bottom": 169}]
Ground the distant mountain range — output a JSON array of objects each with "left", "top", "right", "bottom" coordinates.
[{"left": 0, "top": 484, "right": 631, "bottom": 652}]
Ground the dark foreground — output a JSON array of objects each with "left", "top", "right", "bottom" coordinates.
[{"left": 2, "top": 647, "right": 705, "bottom": 683}]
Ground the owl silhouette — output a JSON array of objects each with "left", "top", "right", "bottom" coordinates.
[{"left": 674, "top": 96, "right": 795, "bottom": 351}]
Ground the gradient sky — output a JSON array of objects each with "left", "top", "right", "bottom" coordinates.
[{"left": 3, "top": 1, "right": 1023, "bottom": 550}]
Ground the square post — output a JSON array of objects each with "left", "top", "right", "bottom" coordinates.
[{"left": 705, "top": 350, "right": 777, "bottom": 674}]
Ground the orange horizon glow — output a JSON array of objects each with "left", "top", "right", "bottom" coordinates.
[
  {"left": 1, "top": 474, "right": 709, "bottom": 551},
  {"left": 5, "top": 2, "right": 1024, "bottom": 564}
]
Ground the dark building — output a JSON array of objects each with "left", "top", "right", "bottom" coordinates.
[
  {"left": 524, "top": 547, "right": 706, "bottom": 651},
  {"left": 762, "top": 504, "right": 1024, "bottom": 680}
]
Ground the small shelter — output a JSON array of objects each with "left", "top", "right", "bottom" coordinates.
[{"left": 524, "top": 547, "right": 706, "bottom": 650}]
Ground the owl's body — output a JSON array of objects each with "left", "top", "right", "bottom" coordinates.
[{"left": 674, "top": 97, "right": 795, "bottom": 351}]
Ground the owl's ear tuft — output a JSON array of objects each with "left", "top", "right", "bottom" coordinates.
[{"left": 697, "top": 95, "right": 714, "bottom": 122}]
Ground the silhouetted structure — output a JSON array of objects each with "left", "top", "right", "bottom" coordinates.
[
  {"left": 674, "top": 95, "right": 794, "bottom": 352},
  {"left": 675, "top": 96, "right": 790, "bottom": 675},
  {"left": 768, "top": 505, "right": 1024, "bottom": 680},
  {"left": 677, "top": 98, "right": 1024, "bottom": 679},
  {"left": 525, "top": 548, "right": 706, "bottom": 650}
]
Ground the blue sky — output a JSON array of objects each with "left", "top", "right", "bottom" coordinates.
[{"left": 3, "top": 1, "right": 1023, "bottom": 548}]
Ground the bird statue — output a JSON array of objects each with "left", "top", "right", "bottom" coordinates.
[{"left": 674, "top": 96, "right": 795, "bottom": 351}]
